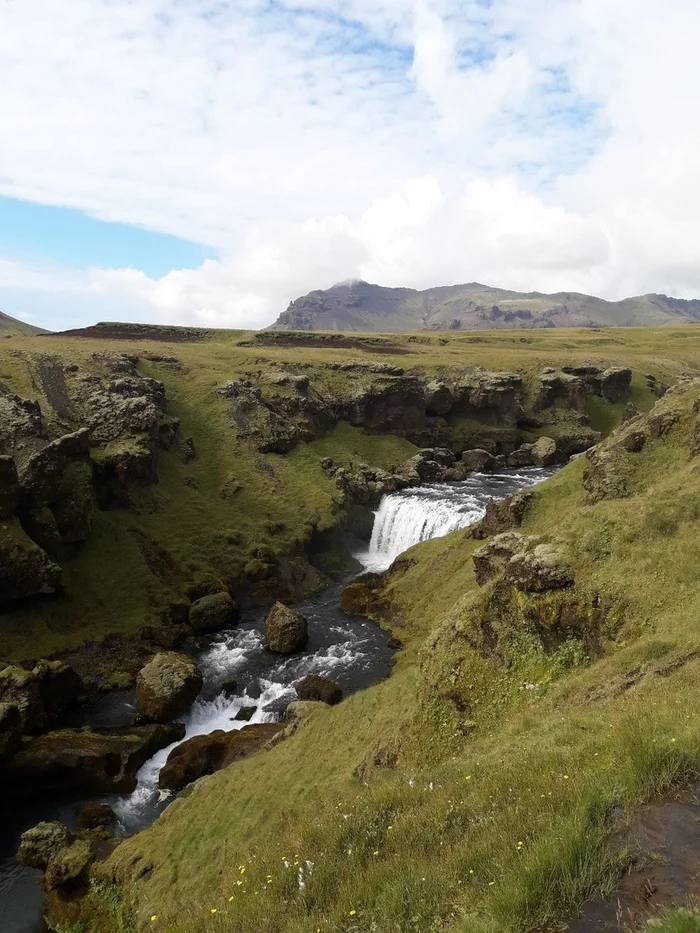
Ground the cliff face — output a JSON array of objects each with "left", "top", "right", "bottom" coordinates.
[{"left": 270, "top": 280, "right": 700, "bottom": 332}]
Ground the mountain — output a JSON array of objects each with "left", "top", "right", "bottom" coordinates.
[
  {"left": 0, "top": 311, "right": 49, "bottom": 336},
  {"left": 269, "top": 280, "right": 700, "bottom": 332}
]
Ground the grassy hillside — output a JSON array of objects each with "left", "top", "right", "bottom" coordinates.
[
  {"left": 59, "top": 365, "right": 700, "bottom": 931},
  {"left": 0, "top": 310, "right": 48, "bottom": 336}
]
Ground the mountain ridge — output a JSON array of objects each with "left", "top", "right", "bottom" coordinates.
[{"left": 269, "top": 280, "right": 700, "bottom": 332}]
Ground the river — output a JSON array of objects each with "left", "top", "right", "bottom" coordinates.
[{"left": 0, "top": 467, "right": 552, "bottom": 932}]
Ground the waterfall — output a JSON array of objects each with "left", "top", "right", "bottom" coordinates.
[{"left": 360, "top": 469, "right": 553, "bottom": 573}]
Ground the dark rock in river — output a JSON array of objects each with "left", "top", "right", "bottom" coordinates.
[
  {"left": 158, "top": 723, "right": 283, "bottom": 792},
  {"left": 136, "top": 651, "right": 203, "bottom": 722},
  {"left": 77, "top": 802, "right": 116, "bottom": 832},
  {"left": 461, "top": 448, "right": 496, "bottom": 472},
  {"left": 0, "top": 722, "right": 185, "bottom": 796},
  {"left": 296, "top": 674, "right": 343, "bottom": 706},
  {"left": 264, "top": 601, "right": 308, "bottom": 654}
]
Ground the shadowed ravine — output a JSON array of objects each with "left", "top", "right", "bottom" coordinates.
[{"left": 0, "top": 468, "right": 551, "bottom": 933}]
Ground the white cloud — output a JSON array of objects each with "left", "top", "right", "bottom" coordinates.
[{"left": 1, "top": 0, "right": 700, "bottom": 328}]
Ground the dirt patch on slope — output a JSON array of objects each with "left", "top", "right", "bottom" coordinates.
[
  {"left": 568, "top": 786, "right": 700, "bottom": 931},
  {"left": 254, "top": 332, "right": 411, "bottom": 354},
  {"left": 46, "top": 323, "right": 207, "bottom": 343}
]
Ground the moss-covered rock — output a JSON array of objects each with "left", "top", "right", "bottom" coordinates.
[
  {"left": 264, "top": 602, "right": 308, "bottom": 654},
  {"left": 188, "top": 591, "right": 238, "bottom": 634},
  {"left": 77, "top": 802, "right": 115, "bottom": 832},
  {"left": 0, "top": 722, "right": 185, "bottom": 795},
  {"left": 0, "top": 664, "right": 47, "bottom": 733},
  {"left": 136, "top": 652, "right": 203, "bottom": 722},
  {"left": 43, "top": 837, "right": 92, "bottom": 891},
  {"left": 17, "top": 821, "right": 74, "bottom": 870},
  {"left": 158, "top": 723, "right": 283, "bottom": 792},
  {"left": 0, "top": 520, "right": 62, "bottom": 603},
  {"left": 472, "top": 491, "right": 534, "bottom": 540},
  {"left": 531, "top": 435, "right": 558, "bottom": 466},
  {"left": 505, "top": 543, "right": 574, "bottom": 592},
  {"left": 296, "top": 674, "right": 343, "bottom": 705}
]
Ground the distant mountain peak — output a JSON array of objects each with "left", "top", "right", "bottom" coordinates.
[{"left": 269, "top": 281, "right": 700, "bottom": 332}]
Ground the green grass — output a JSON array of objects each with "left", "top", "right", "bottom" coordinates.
[{"left": 53, "top": 379, "right": 700, "bottom": 933}]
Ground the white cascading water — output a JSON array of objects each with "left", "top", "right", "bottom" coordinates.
[
  {"left": 360, "top": 469, "right": 553, "bottom": 573},
  {"left": 114, "top": 469, "right": 554, "bottom": 830}
]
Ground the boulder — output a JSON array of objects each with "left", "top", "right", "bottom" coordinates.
[
  {"left": 424, "top": 381, "right": 454, "bottom": 416},
  {"left": 0, "top": 702, "right": 22, "bottom": 761},
  {"left": 136, "top": 652, "right": 203, "bottom": 722},
  {"left": 0, "top": 522, "right": 62, "bottom": 603},
  {"left": 618, "top": 431, "right": 646, "bottom": 453},
  {"left": 0, "top": 722, "right": 185, "bottom": 796},
  {"left": 0, "top": 455, "right": 19, "bottom": 518},
  {"left": 77, "top": 802, "right": 115, "bottom": 832},
  {"left": 296, "top": 674, "right": 343, "bottom": 706},
  {"left": 188, "top": 591, "right": 238, "bottom": 634},
  {"left": 0, "top": 665, "right": 46, "bottom": 734},
  {"left": 531, "top": 436, "right": 558, "bottom": 467},
  {"left": 17, "top": 821, "right": 74, "bottom": 870},
  {"left": 620, "top": 402, "right": 640, "bottom": 424},
  {"left": 647, "top": 410, "right": 678, "bottom": 438},
  {"left": 264, "top": 602, "right": 308, "bottom": 654},
  {"left": 233, "top": 706, "right": 256, "bottom": 722},
  {"left": 33, "top": 660, "right": 84, "bottom": 718},
  {"left": 472, "top": 491, "right": 534, "bottom": 540},
  {"left": 44, "top": 838, "right": 92, "bottom": 891},
  {"left": 158, "top": 723, "right": 283, "bottom": 792},
  {"left": 601, "top": 367, "right": 632, "bottom": 402},
  {"left": 285, "top": 700, "right": 325, "bottom": 727},
  {"left": 534, "top": 371, "right": 587, "bottom": 413},
  {"left": 505, "top": 543, "right": 574, "bottom": 592},
  {"left": 473, "top": 533, "right": 530, "bottom": 586},
  {"left": 461, "top": 449, "right": 497, "bottom": 472},
  {"left": 506, "top": 445, "right": 534, "bottom": 468}
]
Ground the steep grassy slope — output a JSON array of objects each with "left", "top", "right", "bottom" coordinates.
[
  {"left": 0, "top": 310, "right": 48, "bottom": 336},
  {"left": 62, "top": 377, "right": 700, "bottom": 932},
  {"left": 271, "top": 280, "right": 700, "bottom": 332}
]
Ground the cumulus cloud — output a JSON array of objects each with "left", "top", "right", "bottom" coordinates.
[{"left": 1, "top": 0, "right": 700, "bottom": 328}]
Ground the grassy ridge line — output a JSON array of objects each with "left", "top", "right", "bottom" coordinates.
[{"left": 62, "top": 381, "right": 700, "bottom": 932}]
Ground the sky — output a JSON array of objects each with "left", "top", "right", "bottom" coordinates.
[{"left": 1, "top": 0, "right": 700, "bottom": 332}]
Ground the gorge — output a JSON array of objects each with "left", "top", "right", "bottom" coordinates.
[{"left": 3, "top": 323, "right": 700, "bottom": 933}]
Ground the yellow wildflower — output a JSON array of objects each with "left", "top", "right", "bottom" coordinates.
[{"left": 349, "top": 909, "right": 357, "bottom": 916}]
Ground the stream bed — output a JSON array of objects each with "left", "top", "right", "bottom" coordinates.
[{"left": 0, "top": 468, "right": 552, "bottom": 932}]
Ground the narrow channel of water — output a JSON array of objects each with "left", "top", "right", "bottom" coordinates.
[{"left": 0, "top": 468, "right": 552, "bottom": 932}]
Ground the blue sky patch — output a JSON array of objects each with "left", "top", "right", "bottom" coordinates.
[{"left": 0, "top": 198, "right": 217, "bottom": 276}]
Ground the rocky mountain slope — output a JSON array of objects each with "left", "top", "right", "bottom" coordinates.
[
  {"left": 0, "top": 310, "right": 48, "bottom": 336},
  {"left": 270, "top": 280, "right": 700, "bottom": 332}
]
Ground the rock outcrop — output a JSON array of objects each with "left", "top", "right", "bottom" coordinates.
[
  {"left": 158, "top": 723, "right": 283, "bottom": 792},
  {"left": 264, "top": 602, "right": 308, "bottom": 654},
  {"left": 473, "top": 533, "right": 573, "bottom": 592},
  {"left": 17, "top": 821, "right": 93, "bottom": 893},
  {"left": 296, "top": 674, "right": 343, "bottom": 705},
  {"left": 135, "top": 652, "right": 203, "bottom": 722},
  {"left": 0, "top": 723, "right": 185, "bottom": 796}
]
